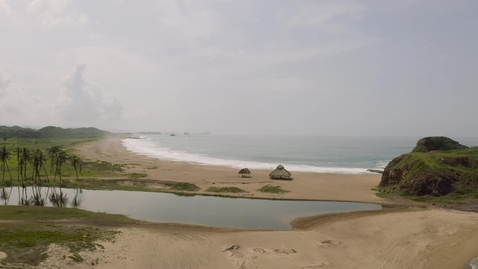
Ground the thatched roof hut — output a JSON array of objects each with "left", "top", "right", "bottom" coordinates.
[
  {"left": 238, "top": 168, "right": 251, "bottom": 178},
  {"left": 269, "top": 165, "right": 291, "bottom": 180}
]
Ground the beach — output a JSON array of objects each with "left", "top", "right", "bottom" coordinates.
[
  {"left": 41, "top": 137, "right": 478, "bottom": 269},
  {"left": 77, "top": 137, "right": 385, "bottom": 203}
]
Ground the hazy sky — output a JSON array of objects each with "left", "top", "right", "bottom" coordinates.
[{"left": 0, "top": 0, "right": 477, "bottom": 136}]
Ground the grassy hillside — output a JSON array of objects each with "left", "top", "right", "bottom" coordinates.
[
  {"left": 379, "top": 137, "right": 478, "bottom": 201},
  {"left": 0, "top": 126, "right": 109, "bottom": 139}
]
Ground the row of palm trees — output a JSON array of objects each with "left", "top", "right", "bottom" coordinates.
[{"left": 0, "top": 144, "right": 83, "bottom": 184}]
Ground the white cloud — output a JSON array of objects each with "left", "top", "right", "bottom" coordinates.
[
  {"left": 0, "top": 76, "right": 55, "bottom": 120},
  {"left": 62, "top": 64, "right": 125, "bottom": 123},
  {"left": 27, "top": 0, "right": 88, "bottom": 26},
  {"left": 284, "top": 1, "right": 364, "bottom": 32},
  {"left": 0, "top": 70, "right": 12, "bottom": 95},
  {"left": 160, "top": 0, "right": 378, "bottom": 79},
  {"left": 101, "top": 95, "right": 124, "bottom": 121},
  {"left": 0, "top": 0, "right": 13, "bottom": 17},
  {"left": 258, "top": 77, "right": 309, "bottom": 92},
  {"left": 153, "top": 0, "right": 221, "bottom": 41}
]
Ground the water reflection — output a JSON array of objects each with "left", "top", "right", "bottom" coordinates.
[
  {"left": 0, "top": 187, "right": 12, "bottom": 205},
  {"left": 0, "top": 186, "right": 75, "bottom": 208},
  {"left": 1, "top": 187, "right": 382, "bottom": 229},
  {"left": 49, "top": 188, "right": 69, "bottom": 207},
  {"left": 71, "top": 189, "right": 82, "bottom": 208}
]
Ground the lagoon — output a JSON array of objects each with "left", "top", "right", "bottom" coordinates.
[{"left": 1, "top": 187, "right": 381, "bottom": 230}]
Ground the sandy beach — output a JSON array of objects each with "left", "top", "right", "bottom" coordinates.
[
  {"left": 77, "top": 138, "right": 385, "bottom": 203},
  {"left": 36, "top": 137, "right": 478, "bottom": 269}
]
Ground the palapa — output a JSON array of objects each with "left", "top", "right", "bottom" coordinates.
[
  {"left": 269, "top": 164, "right": 291, "bottom": 180},
  {"left": 238, "top": 168, "right": 251, "bottom": 178}
]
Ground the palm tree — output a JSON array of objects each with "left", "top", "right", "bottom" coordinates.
[
  {"left": 21, "top": 148, "right": 31, "bottom": 182},
  {"left": 70, "top": 155, "right": 82, "bottom": 180},
  {"left": 56, "top": 151, "right": 68, "bottom": 181},
  {"left": 31, "top": 150, "right": 49, "bottom": 183},
  {"left": 16, "top": 147, "right": 21, "bottom": 182},
  {"left": 32, "top": 151, "right": 40, "bottom": 183},
  {"left": 47, "top": 146, "right": 62, "bottom": 175},
  {"left": 0, "top": 145, "right": 13, "bottom": 181},
  {"left": 38, "top": 151, "right": 50, "bottom": 183},
  {"left": 18, "top": 158, "right": 25, "bottom": 185}
]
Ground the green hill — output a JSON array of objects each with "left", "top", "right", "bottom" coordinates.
[
  {"left": 379, "top": 137, "right": 478, "bottom": 198},
  {"left": 0, "top": 126, "right": 109, "bottom": 139}
]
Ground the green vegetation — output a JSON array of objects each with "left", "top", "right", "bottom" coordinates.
[
  {"left": 379, "top": 137, "right": 478, "bottom": 202},
  {"left": 0, "top": 136, "right": 131, "bottom": 189},
  {"left": 206, "top": 187, "right": 247, "bottom": 193},
  {"left": 412, "top": 136, "right": 468, "bottom": 153},
  {"left": 170, "top": 182, "right": 200, "bottom": 191},
  {"left": 127, "top": 173, "right": 148, "bottom": 179},
  {"left": 0, "top": 206, "right": 133, "bottom": 266},
  {"left": 0, "top": 126, "right": 109, "bottom": 139},
  {"left": 257, "top": 185, "right": 290, "bottom": 194}
]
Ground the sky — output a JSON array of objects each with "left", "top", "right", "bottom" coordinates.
[{"left": 0, "top": 0, "right": 477, "bottom": 136}]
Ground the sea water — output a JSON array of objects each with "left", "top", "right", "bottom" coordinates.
[{"left": 123, "top": 135, "right": 478, "bottom": 174}]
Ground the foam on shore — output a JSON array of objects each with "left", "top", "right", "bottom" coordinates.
[
  {"left": 470, "top": 257, "right": 478, "bottom": 269},
  {"left": 122, "top": 138, "right": 371, "bottom": 174}
]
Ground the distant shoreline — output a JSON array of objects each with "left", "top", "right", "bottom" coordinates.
[{"left": 120, "top": 136, "right": 384, "bottom": 175}]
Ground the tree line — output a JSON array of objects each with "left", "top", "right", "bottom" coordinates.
[
  {"left": 0, "top": 125, "right": 109, "bottom": 139},
  {"left": 0, "top": 144, "right": 83, "bottom": 184}
]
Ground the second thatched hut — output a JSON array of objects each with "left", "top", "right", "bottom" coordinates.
[
  {"left": 238, "top": 168, "right": 251, "bottom": 178},
  {"left": 269, "top": 165, "right": 291, "bottom": 180}
]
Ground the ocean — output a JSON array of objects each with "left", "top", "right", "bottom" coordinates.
[{"left": 122, "top": 135, "right": 478, "bottom": 174}]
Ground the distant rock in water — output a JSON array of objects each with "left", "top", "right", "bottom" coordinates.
[
  {"left": 412, "top": 136, "right": 468, "bottom": 152},
  {"left": 367, "top": 169, "right": 383, "bottom": 174},
  {"left": 170, "top": 133, "right": 175, "bottom": 136},
  {"left": 380, "top": 137, "right": 478, "bottom": 197}
]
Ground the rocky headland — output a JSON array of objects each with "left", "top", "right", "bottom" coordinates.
[{"left": 380, "top": 136, "right": 478, "bottom": 198}]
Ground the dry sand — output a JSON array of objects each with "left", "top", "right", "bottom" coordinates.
[
  {"left": 36, "top": 137, "right": 478, "bottom": 269},
  {"left": 77, "top": 137, "right": 384, "bottom": 203}
]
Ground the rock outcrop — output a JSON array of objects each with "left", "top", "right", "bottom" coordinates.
[
  {"left": 380, "top": 137, "right": 478, "bottom": 196},
  {"left": 412, "top": 136, "right": 468, "bottom": 153}
]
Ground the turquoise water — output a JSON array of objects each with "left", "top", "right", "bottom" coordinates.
[
  {"left": 1, "top": 187, "right": 381, "bottom": 229},
  {"left": 123, "top": 135, "right": 478, "bottom": 174}
]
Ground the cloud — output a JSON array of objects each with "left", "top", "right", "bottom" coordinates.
[
  {"left": 153, "top": 0, "right": 221, "bottom": 41},
  {"left": 0, "top": 70, "right": 12, "bottom": 95},
  {"left": 0, "top": 82, "right": 55, "bottom": 118},
  {"left": 101, "top": 96, "right": 124, "bottom": 121},
  {"left": 27, "top": 0, "right": 88, "bottom": 26},
  {"left": 157, "top": 0, "right": 378, "bottom": 79},
  {"left": 0, "top": 0, "right": 13, "bottom": 17},
  {"left": 284, "top": 1, "right": 364, "bottom": 32},
  {"left": 62, "top": 64, "right": 124, "bottom": 122}
]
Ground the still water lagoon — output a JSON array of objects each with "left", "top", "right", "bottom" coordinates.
[{"left": 1, "top": 187, "right": 381, "bottom": 230}]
